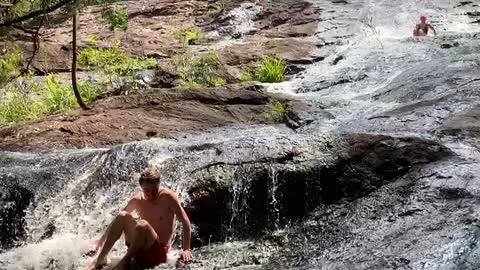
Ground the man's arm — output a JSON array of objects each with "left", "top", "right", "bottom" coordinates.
[
  {"left": 428, "top": 24, "right": 437, "bottom": 35},
  {"left": 413, "top": 24, "right": 420, "bottom": 36},
  {"left": 170, "top": 192, "right": 193, "bottom": 262}
]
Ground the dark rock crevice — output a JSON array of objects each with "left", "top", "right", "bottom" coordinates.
[
  {"left": 0, "top": 181, "right": 34, "bottom": 251},
  {"left": 185, "top": 134, "right": 452, "bottom": 247}
]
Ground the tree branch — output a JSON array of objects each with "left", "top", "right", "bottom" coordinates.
[
  {"left": 22, "top": 16, "right": 44, "bottom": 74},
  {"left": 0, "top": 0, "right": 71, "bottom": 27},
  {"left": 11, "top": 24, "right": 36, "bottom": 35}
]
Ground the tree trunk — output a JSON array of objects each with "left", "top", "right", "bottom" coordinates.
[{"left": 71, "top": 0, "right": 87, "bottom": 110}]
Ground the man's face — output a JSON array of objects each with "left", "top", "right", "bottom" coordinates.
[
  {"left": 139, "top": 177, "right": 160, "bottom": 200},
  {"left": 421, "top": 18, "right": 426, "bottom": 23}
]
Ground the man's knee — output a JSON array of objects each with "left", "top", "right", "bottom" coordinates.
[
  {"left": 116, "top": 211, "right": 133, "bottom": 222},
  {"left": 135, "top": 220, "right": 157, "bottom": 239},
  {"left": 131, "top": 220, "right": 156, "bottom": 247},
  {"left": 134, "top": 220, "right": 150, "bottom": 232}
]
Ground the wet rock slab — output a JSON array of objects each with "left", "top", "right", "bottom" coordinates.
[{"left": 0, "top": 131, "right": 450, "bottom": 260}]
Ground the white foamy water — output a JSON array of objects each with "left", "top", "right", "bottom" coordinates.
[{"left": 268, "top": 0, "right": 479, "bottom": 134}]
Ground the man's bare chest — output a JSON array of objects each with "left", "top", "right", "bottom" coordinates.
[{"left": 135, "top": 200, "right": 174, "bottom": 224}]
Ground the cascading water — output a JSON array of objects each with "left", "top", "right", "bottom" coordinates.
[
  {"left": 1, "top": 0, "right": 480, "bottom": 270},
  {"left": 221, "top": 2, "right": 262, "bottom": 38},
  {"left": 264, "top": 0, "right": 480, "bottom": 269}
]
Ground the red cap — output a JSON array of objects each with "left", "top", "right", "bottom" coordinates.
[{"left": 420, "top": 15, "right": 427, "bottom": 21}]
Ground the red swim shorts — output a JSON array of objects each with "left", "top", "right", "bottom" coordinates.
[{"left": 133, "top": 237, "right": 169, "bottom": 267}]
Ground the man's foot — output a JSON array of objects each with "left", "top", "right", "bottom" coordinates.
[
  {"left": 111, "top": 258, "right": 130, "bottom": 270},
  {"left": 83, "top": 240, "right": 102, "bottom": 257},
  {"left": 85, "top": 257, "right": 108, "bottom": 270}
]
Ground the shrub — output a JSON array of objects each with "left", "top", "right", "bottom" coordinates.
[
  {"left": 0, "top": 74, "right": 100, "bottom": 123},
  {"left": 172, "top": 27, "right": 202, "bottom": 47},
  {"left": 0, "top": 87, "right": 43, "bottom": 123},
  {"left": 171, "top": 50, "right": 226, "bottom": 88},
  {"left": 40, "top": 74, "right": 76, "bottom": 112},
  {"left": 255, "top": 57, "right": 287, "bottom": 83},
  {"left": 42, "top": 75, "right": 99, "bottom": 112},
  {"left": 85, "top": 34, "right": 101, "bottom": 46},
  {"left": 106, "top": 8, "right": 128, "bottom": 31},
  {"left": 263, "top": 101, "right": 287, "bottom": 123},
  {"left": 207, "top": 3, "right": 224, "bottom": 14},
  {"left": 238, "top": 71, "right": 255, "bottom": 82},
  {"left": 83, "top": 0, "right": 126, "bottom": 6},
  {"left": 2, "top": 1, "right": 33, "bottom": 21},
  {"left": 78, "top": 82, "right": 99, "bottom": 102},
  {"left": 78, "top": 47, "right": 156, "bottom": 77},
  {"left": 238, "top": 56, "right": 287, "bottom": 83},
  {"left": 0, "top": 46, "right": 21, "bottom": 85}
]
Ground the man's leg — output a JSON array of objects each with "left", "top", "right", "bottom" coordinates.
[
  {"left": 86, "top": 211, "right": 136, "bottom": 270},
  {"left": 114, "top": 220, "right": 158, "bottom": 270}
]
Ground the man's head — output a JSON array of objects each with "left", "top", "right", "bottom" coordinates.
[
  {"left": 139, "top": 167, "right": 160, "bottom": 200},
  {"left": 420, "top": 15, "right": 427, "bottom": 22}
]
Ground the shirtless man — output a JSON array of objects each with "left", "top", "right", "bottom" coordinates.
[
  {"left": 413, "top": 15, "right": 437, "bottom": 36},
  {"left": 85, "top": 167, "right": 193, "bottom": 270}
]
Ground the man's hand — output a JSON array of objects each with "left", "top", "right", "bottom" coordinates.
[{"left": 179, "top": 249, "right": 193, "bottom": 263}]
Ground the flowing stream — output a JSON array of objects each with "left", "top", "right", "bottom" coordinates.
[{"left": 1, "top": 0, "right": 480, "bottom": 269}]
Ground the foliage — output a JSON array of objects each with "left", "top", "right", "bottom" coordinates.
[
  {"left": 0, "top": 0, "right": 128, "bottom": 25},
  {"left": 83, "top": 0, "right": 126, "bottom": 6},
  {"left": 40, "top": 74, "right": 77, "bottom": 112},
  {"left": 172, "top": 27, "right": 202, "bottom": 47},
  {"left": 105, "top": 7, "right": 128, "bottom": 31},
  {"left": 255, "top": 57, "right": 287, "bottom": 83},
  {"left": 171, "top": 50, "right": 225, "bottom": 89},
  {"left": 85, "top": 34, "right": 101, "bottom": 46},
  {"left": 262, "top": 101, "right": 287, "bottom": 123},
  {"left": 207, "top": 2, "right": 224, "bottom": 15},
  {"left": 238, "top": 56, "right": 287, "bottom": 83},
  {"left": 41, "top": 74, "right": 98, "bottom": 112},
  {"left": 0, "top": 85, "right": 43, "bottom": 122},
  {"left": 238, "top": 71, "right": 255, "bottom": 82},
  {"left": 78, "top": 46, "right": 156, "bottom": 77},
  {"left": 0, "top": 74, "right": 100, "bottom": 123},
  {"left": 0, "top": 0, "right": 50, "bottom": 22},
  {"left": 0, "top": 46, "right": 21, "bottom": 85}
]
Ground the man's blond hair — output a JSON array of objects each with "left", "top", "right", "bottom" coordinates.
[{"left": 140, "top": 167, "right": 160, "bottom": 182}]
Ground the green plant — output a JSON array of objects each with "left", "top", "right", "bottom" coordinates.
[
  {"left": 1, "top": 0, "right": 33, "bottom": 21},
  {"left": 263, "top": 101, "right": 287, "bottom": 123},
  {"left": 172, "top": 27, "right": 202, "bottom": 47},
  {"left": 207, "top": 2, "right": 224, "bottom": 14},
  {"left": 238, "top": 71, "right": 254, "bottom": 82},
  {"left": 40, "top": 74, "right": 77, "bottom": 113},
  {"left": 85, "top": 34, "right": 101, "bottom": 46},
  {"left": 0, "top": 46, "right": 22, "bottom": 85},
  {"left": 78, "top": 47, "right": 156, "bottom": 77},
  {"left": 255, "top": 57, "right": 287, "bottom": 83},
  {"left": 40, "top": 74, "right": 100, "bottom": 113},
  {"left": 42, "top": 76, "right": 99, "bottom": 113},
  {"left": 106, "top": 8, "right": 128, "bottom": 31},
  {"left": 0, "top": 87, "right": 43, "bottom": 123},
  {"left": 78, "top": 81, "right": 99, "bottom": 102},
  {"left": 238, "top": 56, "right": 287, "bottom": 83},
  {"left": 83, "top": 0, "right": 126, "bottom": 6},
  {"left": 0, "top": 74, "right": 100, "bottom": 123},
  {"left": 171, "top": 50, "right": 226, "bottom": 88}
]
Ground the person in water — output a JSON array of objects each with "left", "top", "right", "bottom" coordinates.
[
  {"left": 85, "top": 167, "right": 193, "bottom": 270},
  {"left": 413, "top": 15, "right": 437, "bottom": 36}
]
